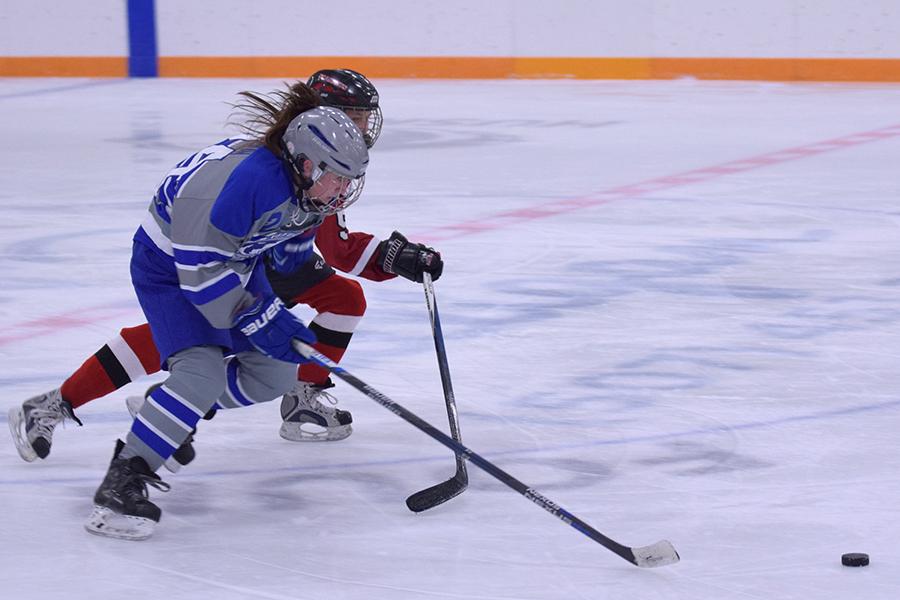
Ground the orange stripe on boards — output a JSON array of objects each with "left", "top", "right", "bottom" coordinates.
[
  {"left": 796, "top": 58, "right": 900, "bottom": 82},
  {"left": 159, "top": 56, "right": 653, "bottom": 79},
  {"left": 513, "top": 57, "right": 652, "bottom": 79},
  {"left": 159, "top": 56, "right": 900, "bottom": 81},
  {"left": 0, "top": 57, "right": 126, "bottom": 77},
  {"left": 652, "top": 58, "right": 798, "bottom": 81},
  {"left": 5, "top": 55, "right": 900, "bottom": 81},
  {"left": 159, "top": 56, "right": 517, "bottom": 78},
  {"left": 651, "top": 57, "right": 900, "bottom": 82}
]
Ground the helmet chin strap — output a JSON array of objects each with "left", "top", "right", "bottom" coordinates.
[
  {"left": 280, "top": 140, "right": 315, "bottom": 193},
  {"left": 295, "top": 169, "right": 314, "bottom": 192},
  {"left": 300, "top": 189, "right": 341, "bottom": 215},
  {"left": 288, "top": 162, "right": 319, "bottom": 214},
  {"left": 279, "top": 141, "right": 349, "bottom": 216}
]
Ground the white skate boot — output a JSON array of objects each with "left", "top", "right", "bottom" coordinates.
[
  {"left": 279, "top": 379, "right": 353, "bottom": 442},
  {"left": 8, "top": 388, "right": 82, "bottom": 462}
]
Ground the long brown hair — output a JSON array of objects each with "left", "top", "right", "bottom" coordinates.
[{"left": 230, "top": 82, "right": 320, "bottom": 155}]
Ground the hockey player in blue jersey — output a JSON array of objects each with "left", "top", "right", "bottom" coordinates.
[
  {"left": 85, "top": 83, "right": 369, "bottom": 540},
  {"left": 10, "top": 71, "right": 444, "bottom": 476}
]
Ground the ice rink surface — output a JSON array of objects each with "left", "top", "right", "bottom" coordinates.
[{"left": 1, "top": 77, "right": 899, "bottom": 599}]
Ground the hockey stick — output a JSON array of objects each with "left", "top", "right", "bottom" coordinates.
[
  {"left": 292, "top": 340, "right": 680, "bottom": 568},
  {"left": 405, "top": 272, "right": 468, "bottom": 512}
]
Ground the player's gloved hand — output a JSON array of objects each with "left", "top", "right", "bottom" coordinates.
[
  {"left": 236, "top": 295, "right": 316, "bottom": 363},
  {"left": 265, "top": 237, "right": 314, "bottom": 274},
  {"left": 376, "top": 231, "right": 444, "bottom": 283}
]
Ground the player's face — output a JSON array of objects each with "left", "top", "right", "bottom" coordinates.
[
  {"left": 343, "top": 108, "right": 370, "bottom": 134},
  {"left": 307, "top": 170, "right": 351, "bottom": 206},
  {"left": 297, "top": 157, "right": 363, "bottom": 215},
  {"left": 342, "top": 107, "right": 381, "bottom": 148}
]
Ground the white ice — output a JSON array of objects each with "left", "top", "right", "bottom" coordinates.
[{"left": 1, "top": 77, "right": 899, "bottom": 599}]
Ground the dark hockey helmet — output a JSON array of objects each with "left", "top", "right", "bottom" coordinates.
[{"left": 307, "top": 69, "right": 383, "bottom": 148}]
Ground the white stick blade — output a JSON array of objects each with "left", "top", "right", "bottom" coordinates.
[{"left": 632, "top": 540, "right": 680, "bottom": 568}]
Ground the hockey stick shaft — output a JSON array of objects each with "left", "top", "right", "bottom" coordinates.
[
  {"left": 292, "top": 341, "right": 679, "bottom": 568},
  {"left": 404, "top": 273, "right": 467, "bottom": 512},
  {"left": 422, "top": 272, "right": 467, "bottom": 475}
]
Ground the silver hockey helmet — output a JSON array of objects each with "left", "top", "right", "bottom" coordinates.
[{"left": 281, "top": 106, "right": 369, "bottom": 215}]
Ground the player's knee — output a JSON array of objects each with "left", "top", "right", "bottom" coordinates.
[
  {"left": 118, "top": 323, "right": 161, "bottom": 370},
  {"left": 165, "top": 346, "right": 227, "bottom": 408},
  {"left": 340, "top": 278, "right": 367, "bottom": 316},
  {"left": 319, "top": 276, "right": 366, "bottom": 316},
  {"left": 119, "top": 324, "right": 154, "bottom": 351},
  {"left": 119, "top": 324, "right": 147, "bottom": 338},
  {"left": 230, "top": 354, "right": 296, "bottom": 401}
]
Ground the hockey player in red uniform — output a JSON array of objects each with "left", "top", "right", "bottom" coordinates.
[{"left": 8, "top": 69, "right": 443, "bottom": 470}]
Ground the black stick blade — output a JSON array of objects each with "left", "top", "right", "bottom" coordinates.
[{"left": 406, "top": 473, "right": 468, "bottom": 512}]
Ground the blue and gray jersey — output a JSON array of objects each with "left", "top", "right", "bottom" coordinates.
[{"left": 134, "top": 139, "right": 322, "bottom": 329}]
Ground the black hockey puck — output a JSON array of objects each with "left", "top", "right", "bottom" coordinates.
[{"left": 841, "top": 553, "right": 869, "bottom": 567}]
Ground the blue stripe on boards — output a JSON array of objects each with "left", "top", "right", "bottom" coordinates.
[
  {"left": 131, "top": 418, "right": 176, "bottom": 458},
  {"left": 127, "top": 0, "right": 158, "bottom": 77}
]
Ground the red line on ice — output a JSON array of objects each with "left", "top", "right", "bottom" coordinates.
[
  {"left": 5, "top": 122, "right": 900, "bottom": 344},
  {"left": 415, "top": 122, "right": 900, "bottom": 242}
]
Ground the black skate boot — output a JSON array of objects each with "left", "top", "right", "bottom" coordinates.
[
  {"left": 84, "top": 440, "right": 170, "bottom": 541},
  {"left": 126, "top": 384, "right": 196, "bottom": 473}
]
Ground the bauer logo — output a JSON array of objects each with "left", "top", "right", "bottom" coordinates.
[{"left": 240, "top": 298, "right": 283, "bottom": 335}]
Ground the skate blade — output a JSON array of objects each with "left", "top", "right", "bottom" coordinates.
[
  {"left": 279, "top": 422, "right": 352, "bottom": 442},
  {"left": 8, "top": 407, "right": 38, "bottom": 462},
  {"left": 84, "top": 506, "right": 157, "bottom": 541}
]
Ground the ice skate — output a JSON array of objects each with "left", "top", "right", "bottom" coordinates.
[
  {"left": 8, "top": 387, "right": 82, "bottom": 462},
  {"left": 84, "top": 439, "right": 170, "bottom": 541},
  {"left": 126, "top": 386, "right": 196, "bottom": 473},
  {"left": 279, "top": 379, "right": 353, "bottom": 442}
]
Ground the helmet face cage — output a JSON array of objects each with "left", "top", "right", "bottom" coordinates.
[
  {"left": 340, "top": 106, "right": 382, "bottom": 148},
  {"left": 299, "top": 166, "right": 365, "bottom": 216}
]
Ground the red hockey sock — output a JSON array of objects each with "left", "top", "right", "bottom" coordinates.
[
  {"left": 60, "top": 355, "right": 118, "bottom": 409},
  {"left": 298, "top": 342, "right": 348, "bottom": 385},
  {"left": 60, "top": 324, "right": 161, "bottom": 409},
  {"left": 292, "top": 274, "right": 365, "bottom": 385}
]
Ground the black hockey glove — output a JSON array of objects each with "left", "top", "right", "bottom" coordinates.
[{"left": 376, "top": 231, "right": 443, "bottom": 283}]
